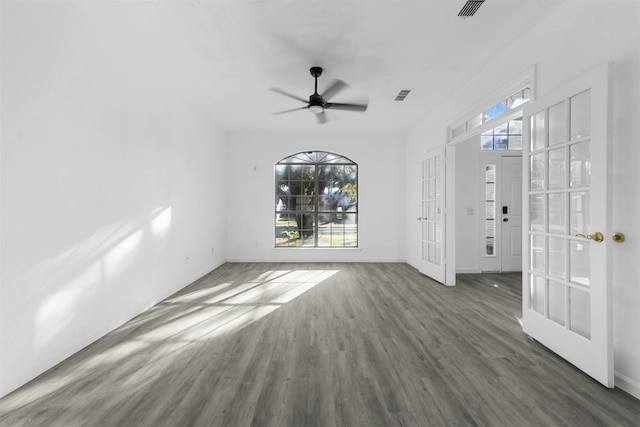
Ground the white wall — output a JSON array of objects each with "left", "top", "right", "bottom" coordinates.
[
  {"left": 226, "top": 132, "right": 406, "bottom": 262},
  {"left": 406, "top": 1, "right": 640, "bottom": 398},
  {"left": 454, "top": 139, "right": 481, "bottom": 273},
  {"left": 0, "top": 3, "right": 227, "bottom": 397}
]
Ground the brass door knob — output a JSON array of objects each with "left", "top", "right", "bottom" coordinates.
[{"left": 612, "top": 232, "right": 625, "bottom": 243}]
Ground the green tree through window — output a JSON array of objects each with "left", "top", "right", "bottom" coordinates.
[{"left": 275, "top": 151, "right": 358, "bottom": 247}]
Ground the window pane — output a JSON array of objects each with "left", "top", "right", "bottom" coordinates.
[
  {"left": 481, "top": 134, "right": 493, "bottom": 150},
  {"left": 484, "top": 102, "right": 505, "bottom": 122},
  {"left": 494, "top": 135, "right": 508, "bottom": 150},
  {"left": 508, "top": 136, "right": 523, "bottom": 150},
  {"left": 508, "top": 118, "right": 523, "bottom": 135},
  {"left": 507, "top": 88, "right": 530, "bottom": 110},
  {"left": 452, "top": 123, "right": 466, "bottom": 139},
  {"left": 495, "top": 123, "right": 508, "bottom": 136},
  {"left": 467, "top": 114, "right": 483, "bottom": 131}
]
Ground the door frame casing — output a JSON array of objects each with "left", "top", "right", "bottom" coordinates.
[{"left": 445, "top": 67, "right": 536, "bottom": 285}]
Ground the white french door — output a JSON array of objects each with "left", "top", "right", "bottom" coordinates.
[
  {"left": 418, "top": 148, "right": 445, "bottom": 283},
  {"left": 522, "top": 63, "right": 613, "bottom": 387}
]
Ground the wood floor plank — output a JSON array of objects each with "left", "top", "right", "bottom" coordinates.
[{"left": 1, "top": 263, "right": 639, "bottom": 426}]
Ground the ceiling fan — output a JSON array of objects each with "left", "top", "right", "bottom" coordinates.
[{"left": 270, "top": 67, "right": 368, "bottom": 124}]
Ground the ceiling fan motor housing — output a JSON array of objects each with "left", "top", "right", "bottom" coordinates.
[
  {"left": 309, "top": 93, "right": 325, "bottom": 108},
  {"left": 310, "top": 66, "right": 323, "bottom": 78}
]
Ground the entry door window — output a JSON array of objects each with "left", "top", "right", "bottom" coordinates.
[{"left": 484, "top": 164, "right": 496, "bottom": 256}]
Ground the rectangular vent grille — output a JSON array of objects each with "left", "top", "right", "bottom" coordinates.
[
  {"left": 458, "top": 0, "right": 485, "bottom": 17},
  {"left": 394, "top": 89, "right": 411, "bottom": 101}
]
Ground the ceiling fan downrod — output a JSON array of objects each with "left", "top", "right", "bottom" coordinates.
[{"left": 308, "top": 67, "right": 324, "bottom": 113}]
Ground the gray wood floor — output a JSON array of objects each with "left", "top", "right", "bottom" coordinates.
[{"left": 1, "top": 263, "right": 638, "bottom": 426}]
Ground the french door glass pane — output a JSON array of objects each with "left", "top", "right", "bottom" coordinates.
[
  {"left": 531, "top": 274, "right": 545, "bottom": 315},
  {"left": 548, "top": 193, "right": 565, "bottom": 234},
  {"left": 570, "top": 89, "right": 591, "bottom": 140},
  {"left": 548, "top": 280, "right": 566, "bottom": 326},
  {"left": 548, "top": 101, "right": 566, "bottom": 146},
  {"left": 570, "top": 191, "right": 590, "bottom": 235},
  {"left": 530, "top": 234, "right": 544, "bottom": 273},
  {"left": 570, "top": 287, "right": 591, "bottom": 339},
  {"left": 531, "top": 153, "right": 545, "bottom": 190},
  {"left": 548, "top": 148, "right": 566, "bottom": 190},
  {"left": 548, "top": 236, "right": 566, "bottom": 279},
  {"left": 570, "top": 141, "right": 591, "bottom": 188},
  {"left": 530, "top": 194, "right": 544, "bottom": 231},
  {"left": 531, "top": 111, "right": 546, "bottom": 151},
  {"left": 570, "top": 240, "right": 590, "bottom": 286}
]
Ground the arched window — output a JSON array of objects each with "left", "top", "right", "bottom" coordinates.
[{"left": 275, "top": 151, "right": 358, "bottom": 247}]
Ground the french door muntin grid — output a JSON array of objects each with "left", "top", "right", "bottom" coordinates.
[
  {"left": 528, "top": 89, "right": 592, "bottom": 339},
  {"left": 275, "top": 161, "right": 358, "bottom": 248},
  {"left": 422, "top": 156, "right": 441, "bottom": 265}
]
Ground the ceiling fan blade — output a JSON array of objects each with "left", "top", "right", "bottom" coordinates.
[
  {"left": 320, "top": 79, "right": 347, "bottom": 101},
  {"left": 272, "top": 106, "right": 309, "bottom": 115},
  {"left": 325, "top": 102, "right": 368, "bottom": 112},
  {"left": 315, "top": 111, "right": 328, "bottom": 124},
  {"left": 269, "top": 87, "right": 308, "bottom": 104}
]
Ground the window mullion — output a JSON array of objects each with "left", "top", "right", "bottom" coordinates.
[{"left": 314, "top": 165, "right": 319, "bottom": 247}]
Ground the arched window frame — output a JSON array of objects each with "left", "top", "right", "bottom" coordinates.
[{"left": 274, "top": 151, "right": 358, "bottom": 248}]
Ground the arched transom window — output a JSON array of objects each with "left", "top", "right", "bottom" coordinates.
[{"left": 275, "top": 151, "right": 358, "bottom": 247}]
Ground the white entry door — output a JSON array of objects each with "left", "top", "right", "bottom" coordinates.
[
  {"left": 418, "top": 148, "right": 445, "bottom": 283},
  {"left": 522, "top": 63, "right": 613, "bottom": 387},
  {"left": 500, "top": 156, "right": 523, "bottom": 271},
  {"left": 480, "top": 154, "right": 522, "bottom": 273}
]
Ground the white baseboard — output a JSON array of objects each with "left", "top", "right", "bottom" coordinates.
[
  {"left": 225, "top": 258, "right": 406, "bottom": 263},
  {"left": 615, "top": 371, "right": 640, "bottom": 400}
]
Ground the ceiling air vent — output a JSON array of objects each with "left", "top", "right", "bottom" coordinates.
[
  {"left": 394, "top": 89, "right": 411, "bottom": 102},
  {"left": 458, "top": 0, "right": 485, "bottom": 18}
]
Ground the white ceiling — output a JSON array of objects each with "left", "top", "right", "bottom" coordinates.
[{"left": 80, "top": 0, "right": 565, "bottom": 133}]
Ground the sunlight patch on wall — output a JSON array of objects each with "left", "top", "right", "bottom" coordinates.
[
  {"left": 150, "top": 206, "right": 172, "bottom": 239},
  {"left": 35, "top": 261, "right": 102, "bottom": 348},
  {"left": 103, "top": 229, "right": 143, "bottom": 278},
  {"left": 32, "top": 220, "right": 145, "bottom": 350}
]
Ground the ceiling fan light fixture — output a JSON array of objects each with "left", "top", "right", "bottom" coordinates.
[{"left": 309, "top": 104, "right": 324, "bottom": 114}]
